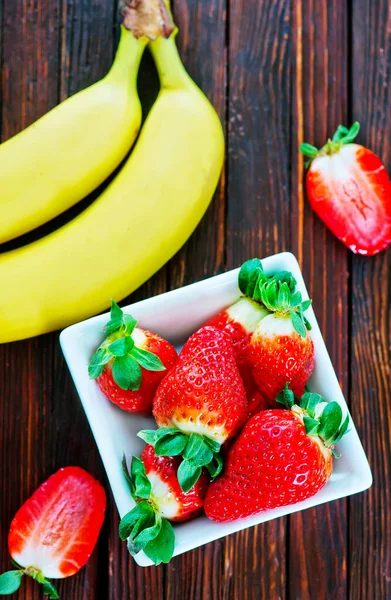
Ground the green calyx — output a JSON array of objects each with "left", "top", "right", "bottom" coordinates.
[
  {"left": 138, "top": 428, "right": 223, "bottom": 492},
  {"left": 0, "top": 562, "right": 58, "bottom": 598},
  {"left": 276, "top": 384, "right": 350, "bottom": 456},
  {"left": 88, "top": 300, "right": 165, "bottom": 391},
  {"left": 300, "top": 121, "right": 360, "bottom": 167},
  {"left": 119, "top": 455, "right": 175, "bottom": 565},
  {"left": 238, "top": 259, "right": 311, "bottom": 337}
]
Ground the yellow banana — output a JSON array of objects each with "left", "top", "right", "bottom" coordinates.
[
  {"left": 0, "top": 2, "right": 225, "bottom": 343},
  {"left": 0, "top": 26, "right": 147, "bottom": 244}
]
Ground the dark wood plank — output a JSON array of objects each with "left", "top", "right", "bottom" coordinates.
[
  {"left": 0, "top": 1, "right": 115, "bottom": 598},
  {"left": 350, "top": 1, "right": 391, "bottom": 597},
  {"left": 226, "top": 0, "right": 291, "bottom": 597},
  {"left": 289, "top": 1, "right": 349, "bottom": 599}
]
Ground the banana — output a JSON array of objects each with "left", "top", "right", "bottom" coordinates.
[
  {"left": 0, "top": 1, "right": 225, "bottom": 343},
  {"left": 0, "top": 26, "right": 147, "bottom": 244}
]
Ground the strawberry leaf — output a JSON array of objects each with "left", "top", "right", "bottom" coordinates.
[
  {"left": 137, "top": 430, "right": 158, "bottom": 446},
  {"left": 332, "top": 124, "right": 349, "bottom": 142},
  {"left": 154, "top": 433, "right": 187, "bottom": 457},
  {"left": 124, "top": 314, "right": 137, "bottom": 335},
  {"left": 299, "top": 142, "right": 319, "bottom": 158},
  {"left": 177, "top": 460, "right": 202, "bottom": 493},
  {"left": 110, "top": 299, "right": 124, "bottom": 322},
  {"left": 333, "top": 414, "right": 350, "bottom": 444},
  {"left": 202, "top": 436, "right": 221, "bottom": 454},
  {"left": 0, "top": 571, "right": 24, "bottom": 595},
  {"left": 206, "top": 452, "right": 223, "bottom": 479},
  {"left": 143, "top": 518, "right": 175, "bottom": 565},
  {"left": 183, "top": 434, "right": 213, "bottom": 467},
  {"left": 128, "top": 512, "right": 162, "bottom": 555},
  {"left": 122, "top": 455, "right": 134, "bottom": 492},
  {"left": 108, "top": 336, "right": 135, "bottom": 357},
  {"left": 119, "top": 501, "right": 154, "bottom": 541},
  {"left": 42, "top": 580, "right": 59, "bottom": 600},
  {"left": 88, "top": 347, "right": 111, "bottom": 379},
  {"left": 318, "top": 401, "right": 343, "bottom": 445},
  {"left": 301, "top": 299, "right": 312, "bottom": 311},
  {"left": 303, "top": 416, "right": 319, "bottom": 435},
  {"left": 238, "top": 259, "right": 264, "bottom": 298},
  {"left": 300, "top": 392, "right": 324, "bottom": 417},
  {"left": 131, "top": 456, "right": 151, "bottom": 500},
  {"left": 341, "top": 121, "right": 360, "bottom": 145},
  {"left": 112, "top": 356, "right": 142, "bottom": 391},
  {"left": 131, "top": 347, "right": 165, "bottom": 372},
  {"left": 289, "top": 310, "right": 307, "bottom": 338}
]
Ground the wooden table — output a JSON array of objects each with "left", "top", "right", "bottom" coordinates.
[{"left": 1, "top": 1, "right": 390, "bottom": 598}]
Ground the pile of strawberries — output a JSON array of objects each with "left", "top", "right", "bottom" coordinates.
[{"left": 89, "top": 258, "right": 349, "bottom": 565}]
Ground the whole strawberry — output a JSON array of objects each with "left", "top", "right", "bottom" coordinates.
[
  {"left": 240, "top": 262, "right": 314, "bottom": 406},
  {"left": 139, "top": 326, "right": 247, "bottom": 492},
  {"left": 206, "top": 259, "right": 297, "bottom": 414},
  {"left": 119, "top": 445, "right": 208, "bottom": 565},
  {"left": 204, "top": 386, "right": 349, "bottom": 522},
  {"left": 0, "top": 467, "right": 106, "bottom": 598},
  {"left": 88, "top": 300, "right": 177, "bottom": 413}
]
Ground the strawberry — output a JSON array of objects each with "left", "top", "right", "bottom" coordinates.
[
  {"left": 0, "top": 467, "right": 106, "bottom": 598},
  {"left": 88, "top": 300, "right": 178, "bottom": 413},
  {"left": 300, "top": 122, "right": 391, "bottom": 256},
  {"left": 204, "top": 386, "right": 349, "bottom": 522},
  {"left": 139, "top": 326, "right": 247, "bottom": 492},
  {"left": 119, "top": 445, "right": 208, "bottom": 565},
  {"left": 239, "top": 261, "right": 314, "bottom": 406},
  {"left": 206, "top": 260, "right": 297, "bottom": 414}
]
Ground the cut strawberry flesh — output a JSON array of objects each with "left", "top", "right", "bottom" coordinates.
[
  {"left": 8, "top": 467, "right": 106, "bottom": 579},
  {"left": 307, "top": 144, "right": 391, "bottom": 255}
]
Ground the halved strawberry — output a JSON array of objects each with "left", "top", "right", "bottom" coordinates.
[
  {"left": 0, "top": 467, "right": 106, "bottom": 598},
  {"left": 88, "top": 300, "right": 178, "bottom": 413},
  {"left": 204, "top": 386, "right": 349, "bottom": 522},
  {"left": 119, "top": 445, "right": 208, "bottom": 565},
  {"left": 139, "top": 326, "right": 247, "bottom": 492},
  {"left": 301, "top": 122, "right": 391, "bottom": 256}
]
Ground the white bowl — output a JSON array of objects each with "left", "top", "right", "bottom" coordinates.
[{"left": 60, "top": 252, "right": 372, "bottom": 567}]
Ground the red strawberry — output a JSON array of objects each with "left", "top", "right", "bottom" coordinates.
[
  {"left": 0, "top": 467, "right": 106, "bottom": 597},
  {"left": 204, "top": 386, "right": 349, "bottom": 522},
  {"left": 246, "top": 389, "right": 269, "bottom": 418},
  {"left": 205, "top": 296, "right": 269, "bottom": 394},
  {"left": 119, "top": 445, "right": 208, "bottom": 565},
  {"left": 242, "top": 270, "right": 314, "bottom": 406},
  {"left": 89, "top": 300, "right": 177, "bottom": 413},
  {"left": 301, "top": 122, "right": 391, "bottom": 256},
  {"left": 139, "top": 326, "right": 247, "bottom": 492}
]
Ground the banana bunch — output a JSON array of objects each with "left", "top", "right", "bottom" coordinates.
[{"left": 0, "top": 0, "right": 224, "bottom": 343}]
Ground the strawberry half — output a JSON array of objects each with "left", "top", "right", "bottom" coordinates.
[
  {"left": 204, "top": 386, "right": 349, "bottom": 522},
  {"left": 301, "top": 122, "right": 391, "bottom": 256},
  {"left": 239, "top": 261, "right": 314, "bottom": 406},
  {"left": 139, "top": 326, "right": 247, "bottom": 492},
  {"left": 88, "top": 300, "right": 178, "bottom": 413},
  {"left": 119, "top": 445, "right": 208, "bottom": 565},
  {"left": 0, "top": 467, "right": 106, "bottom": 598}
]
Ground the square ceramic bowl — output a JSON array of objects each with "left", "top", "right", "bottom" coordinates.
[{"left": 60, "top": 252, "right": 372, "bottom": 567}]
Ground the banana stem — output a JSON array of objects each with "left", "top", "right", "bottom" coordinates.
[
  {"left": 149, "top": 36, "right": 190, "bottom": 89},
  {"left": 107, "top": 27, "right": 148, "bottom": 84},
  {"left": 120, "top": 0, "right": 175, "bottom": 40}
]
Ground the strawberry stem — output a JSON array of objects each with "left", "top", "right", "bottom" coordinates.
[{"left": 300, "top": 122, "right": 360, "bottom": 166}]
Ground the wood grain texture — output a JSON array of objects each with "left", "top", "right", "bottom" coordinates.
[
  {"left": 0, "top": 1, "right": 112, "bottom": 598},
  {"left": 289, "top": 2, "right": 349, "bottom": 599},
  {"left": 226, "top": 1, "right": 291, "bottom": 598},
  {"left": 350, "top": 1, "right": 391, "bottom": 597}
]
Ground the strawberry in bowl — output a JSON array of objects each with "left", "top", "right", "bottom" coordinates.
[
  {"left": 204, "top": 386, "right": 349, "bottom": 522},
  {"left": 120, "top": 445, "right": 208, "bottom": 565},
  {"left": 88, "top": 300, "right": 178, "bottom": 413},
  {"left": 139, "top": 326, "right": 248, "bottom": 492}
]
